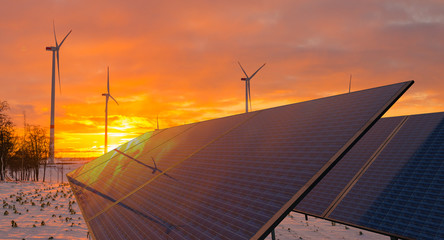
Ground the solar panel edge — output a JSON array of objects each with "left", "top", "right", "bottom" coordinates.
[
  {"left": 67, "top": 179, "right": 97, "bottom": 240},
  {"left": 253, "top": 80, "right": 414, "bottom": 240},
  {"left": 245, "top": 80, "right": 414, "bottom": 115}
]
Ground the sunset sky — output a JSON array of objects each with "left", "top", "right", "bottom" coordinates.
[{"left": 1, "top": 0, "right": 444, "bottom": 158}]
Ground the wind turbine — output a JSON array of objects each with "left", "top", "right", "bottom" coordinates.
[
  {"left": 45, "top": 23, "right": 72, "bottom": 164},
  {"left": 238, "top": 62, "right": 266, "bottom": 113},
  {"left": 102, "top": 67, "right": 119, "bottom": 154}
]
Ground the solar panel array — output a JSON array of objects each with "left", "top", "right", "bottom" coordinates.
[
  {"left": 295, "top": 112, "right": 444, "bottom": 240},
  {"left": 68, "top": 81, "right": 413, "bottom": 240}
]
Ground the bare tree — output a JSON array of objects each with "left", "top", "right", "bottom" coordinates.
[
  {"left": 0, "top": 101, "right": 15, "bottom": 181},
  {"left": 25, "top": 125, "right": 48, "bottom": 181},
  {"left": 7, "top": 125, "right": 49, "bottom": 181}
]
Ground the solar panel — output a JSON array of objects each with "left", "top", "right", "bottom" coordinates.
[
  {"left": 295, "top": 112, "right": 444, "bottom": 240},
  {"left": 68, "top": 81, "right": 413, "bottom": 240}
]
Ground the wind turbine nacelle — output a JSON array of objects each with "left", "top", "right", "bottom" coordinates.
[
  {"left": 241, "top": 78, "right": 248, "bottom": 81},
  {"left": 102, "top": 93, "right": 108, "bottom": 96},
  {"left": 46, "top": 46, "right": 56, "bottom": 51}
]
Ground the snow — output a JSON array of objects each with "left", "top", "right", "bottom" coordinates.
[
  {"left": 264, "top": 213, "right": 387, "bottom": 240},
  {"left": 1, "top": 181, "right": 387, "bottom": 240},
  {"left": 0, "top": 182, "right": 88, "bottom": 240}
]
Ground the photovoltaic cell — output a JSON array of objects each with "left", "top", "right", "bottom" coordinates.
[
  {"left": 295, "top": 112, "right": 444, "bottom": 240},
  {"left": 68, "top": 81, "right": 413, "bottom": 239}
]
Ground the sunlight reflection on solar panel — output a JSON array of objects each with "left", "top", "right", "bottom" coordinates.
[
  {"left": 68, "top": 81, "right": 413, "bottom": 239},
  {"left": 72, "top": 123, "right": 194, "bottom": 180},
  {"left": 68, "top": 130, "right": 158, "bottom": 178},
  {"left": 70, "top": 113, "right": 254, "bottom": 220}
]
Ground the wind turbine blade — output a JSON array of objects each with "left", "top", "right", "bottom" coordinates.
[
  {"left": 238, "top": 61, "right": 249, "bottom": 78},
  {"left": 107, "top": 66, "right": 110, "bottom": 93},
  {"left": 53, "top": 21, "right": 58, "bottom": 46},
  {"left": 249, "top": 63, "right": 266, "bottom": 80},
  {"left": 57, "top": 50, "right": 61, "bottom": 93},
  {"left": 58, "top": 30, "right": 72, "bottom": 48},
  {"left": 109, "top": 95, "right": 119, "bottom": 105}
]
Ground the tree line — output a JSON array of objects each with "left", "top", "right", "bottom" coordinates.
[{"left": 0, "top": 100, "right": 49, "bottom": 182}]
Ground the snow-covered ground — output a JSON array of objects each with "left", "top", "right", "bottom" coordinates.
[
  {"left": 1, "top": 181, "right": 387, "bottom": 240},
  {"left": 0, "top": 182, "right": 88, "bottom": 240},
  {"left": 264, "top": 213, "right": 386, "bottom": 240}
]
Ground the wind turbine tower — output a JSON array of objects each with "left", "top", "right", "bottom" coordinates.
[
  {"left": 238, "top": 62, "right": 266, "bottom": 113},
  {"left": 45, "top": 23, "right": 72, "bottom": 164},
  {"left": 349, "top": 74, "right": 352, "bottom": 93},
  {"left": 102, "top": 67, "right": 119, "bottom": 154}
]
